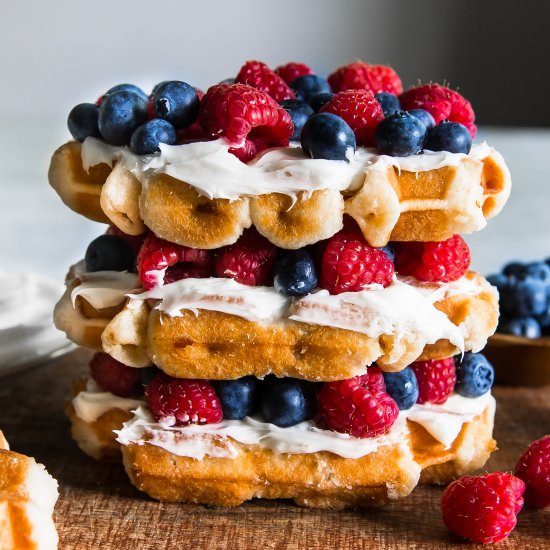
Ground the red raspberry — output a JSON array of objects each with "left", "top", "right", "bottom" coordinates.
[
  {"left": 442, "top": 472, "right": 525, "bottom": 544},
  {"left": 320, "top": 90, "right": 384, "bottom": 147},
  {"left": 236, "top": 60, "right": 296, "bottom": 102},
  {"left": 410, "top": 358, "right": 456, "bottom": 405},
  {"left": 514, "top": 434, "right": 550, "bottom": 509},
  {"left": 146, "top": 96, "right": 156, "bottom": 120},
  {"left": 137, "top": 233, "right": 214, "bottom": 290},
  {"left": 145, "top": 373, "right": 222, "bottom": 426},
  {"left": 215, "top": 229, "right": 277, "bottom": 286},
  {"left": 89, "top": 352, "right": 141, "bottom": 397},
  {"left": 106, "top": 225, "right": 147, "bottom": 255},
  {"left": 275, "top": 62, "right": 314, "bottom": 85},
  {"left": 394, "top": 235, "right": 471, "bottom": 283},
  {"left": 199, "top": 83, "right": 293, "bottom": 162},
  {"left": 320, "top": 232, "right": 395, "bottom": 294},
  {"left": 328, "top": 61, "right": 403, "bottom": 95},
  {"left": 317, "top": 370, "right": 399, "bottom": 438},
  {"left": 400, "top": 84, "right": 477, "bottom": 139}
]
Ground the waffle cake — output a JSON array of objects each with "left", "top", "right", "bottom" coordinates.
[{"left": 50, "top": 60, "right": 510, "bottom": 508}]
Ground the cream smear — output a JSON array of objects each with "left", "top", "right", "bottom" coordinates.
[
  {"left": 70, "top": 271, "right": 140, "bottom": 310},
  {"left": 81, "top": 137, "right": 142, "bottom": 174}
]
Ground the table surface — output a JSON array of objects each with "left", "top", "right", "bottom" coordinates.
[{"left": 1, "top": 349, "right": 549, "bottom": 550}]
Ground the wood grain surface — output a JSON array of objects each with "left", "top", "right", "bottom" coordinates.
[{"left": 1, "top": 348, "right": 549, "bottom": 550}]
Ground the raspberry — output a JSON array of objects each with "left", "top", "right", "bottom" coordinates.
[
  {"left": 236, "top": 60, "right": 296, "bottom": 102},
  {"left": 89, "top": 352, "right": 141, "bottom": 397},
  {"left": 146, "top": 96, "right": 156, "bottom": 120},
  {"left": 215, "top": 229, "right": 277, "bottom": 286},
  {"left": 320, "top": 232, "right": 395, "bottom": 294},
  {"left": 394, "top": 235, "right": 470, "bottom": 283},
  {"left": 137, "top": 233, "right": 214, "bottom": 290},
  {"left": 199, "top": 83, "right": 293, "bottom": 162},
  {"left": 320, "top": 90, "right": 384, "bottom": 147},
  {"left": 410, "top": 358, "right": 456, "bottom": 404},
  {"left": 106, "top": 225, "right": 147, "bottom": 255},
  {"left": 275, "top": 62, "right": 314, "bottom": 85},
  {"left": 317, "top": 370, "right": 399, "bottom": 438},
  {"left": 145, "top": 373, "right": 222, "bottom": 426},
  {"left": 328, "top": 61, "right": 403, "bottom": 95},
  {"left": 400, "top": 84, "right": 477, "bottom": 139},
  {"left": 442, "top": 472, "right": 525, "bottom": 544},
  {"left": 514, "top": 434, "right": 550, "bottom": 509}
]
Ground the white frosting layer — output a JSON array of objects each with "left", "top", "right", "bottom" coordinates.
[
  {"left": 70, "top": 271, "right": 140, "bottom": 310},
  {"left": 81, "top": 137, "right": 142, "bottom": 174}
]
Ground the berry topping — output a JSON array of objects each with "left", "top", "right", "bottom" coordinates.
[
  {"left": 89, "top": 352, "right": 141, "bottom": 397},
  {"left": 400, "top": 84, "right": 477, "bottom": 138},
  {"left": 382, "top": 367, "right": 419, "bottom": 410},
  {"left": 130, "top": 119, "right": 177, "bottom": 155},
  {"left": 309, "top": 92, "right": 334, "bottom": 113},
  {"left": 139, "top": 366, "right": 161, "bottom": 387},
  {"left": 290, "top": 74, "right": 331, "bottom": 103},
  {"left": 145, "top": 373, "right": 223, "bottom": 427},
  {"left": 379, "top": 243, "right": 395, "bottom": 262},
  {"left": 199, "top": 83, "right": 293, "bottom": 162},
  {"left": 328, "top": 62, "right": 403, "bottom": 95},
  {"left": 320, "top": 232, "right": 395, "bottom": 294},
  {"left": 375, "top": 111, "right": 427, "bottom": 156},
  {"left": 152, "top": 81, "right": 200, "bottom": 129},
  {"left": 274, "top": 249, "right": 318, "bottom": 297},
  {"left": 215, "top": 229, "right": 277, "bottom": 286},
  {"left": 98, "top": 90, "right": 148, "bottom": 146},
  {"left": 67, "top": 103, "right": 101, "bottom": 142},
  {"left": 235, "top": 60, "right": 295, "bottom": 102},
  {"left": 514, "top": 435, "right": 550, "bottom": 509},
  {"left": 410, "top": 358, "right": 456, "bottom": 405},
  {"left": 280, "top": 99, "right": 314, "bottom": 142},
  {"left": 317, "top": 370, "right": 399, "bottom": 438},
  {"left": 442, "top": 472, "right": 525, "bottom": 544},
  {"left": 212, "top": 377, "right": 259, "bottom": 420},
  {"left": 85, "top": 234, "right": 137, "bottom": 273},
  {"left": 137, "top": 233, "right": 214, "bottom": 290},
  {"left": 455, "top": 352, "right": 494, "bottom": 398},
  {"left": 104, "top": 83, "right": 148, "bottom": 103},
  {"left": 300, "top": 113, "right": 356, "bottom": 162},
  {"left": 106, "top": 225, "right": 146, "bottom": 255},
  {"left": 274, "top": 62, "right": 313, "bottom": 85},
  {"left": 394, "top": 235, "right": 471, "bottom": 283},
  {"left": 499, "top": 317, "right": 542, "bottom": 338},
  {"left": 425, "top": 121, "right": 472, "bottom": 154},
  {"left": 407, "top": 108, "right": 436, "bottom": 130},
  {"left": 374, "top": 92, "right": 401, "bottom": 118},
  {"left": 320, "top": 89, "right": 384, "bottom": 147}
]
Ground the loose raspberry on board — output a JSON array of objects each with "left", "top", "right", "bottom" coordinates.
[{"left": 514, "top": 434, "right": 550, "bottom": 509}]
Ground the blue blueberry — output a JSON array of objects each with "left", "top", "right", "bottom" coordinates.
[
  {"left": 536, "top": 303, "right": 550, "bottom": 328},
  {"left": 375, "top": 111, "right": 427, "bottom": 156},
  {"left": 98, "top": 91, "right": 148, "bottom": 146},
  {"left": 67, "top": 103, "right": 101, "bottom": 142},
  {"left": 499, "top": 317, "right": 541, "bottom": 338},
  {"left": 407, "top": 109, "right": 436, "bottom": 131},
  {"left": 84, "top": 235, "right": 136, "bottom": 273},
  {"left": 487, "top": 273, "right": 509, "bottom": 290},
  {"left": 274, "top": 249, "right": 318, "bottom": 297},
  {"left": 104, "top": 84, "right": 148, "bottom": 103},
  {"left": 425, "top": 121, "right": 472, "bottom": 154},
  {"left": 502, "top": 261, "right": 525, "bottom": 278},
  {"left": 219, "top": 77, "right": 236, "bottom": 85},
  {"left": 455, "top": 353, "right": 494, "bottom": 398},
  {"left": 500, "top": 277, "right": 548, "bottom": 317},
  {"left": 309, "top": 92, "right": 334, "bottom": 113},
  {"left": 380, "top": 243, "right": 395, "bottom": 262},
  {"left": 382, "top": 367, "right": 418, "bottom": 410},
  {"left": 213, "top": 377, "right": 259, "bottom": 420},
  {"left": 290, "top": 74, "right": 331, "bottom": 103},
  {"left": 280, "top": 99, "right": 315, "bottom": 142},
  {"left": 130, "top": 119, "right": 177, "bottom": 155},
  {"left": 301, "top": 113, "right": 356, "bottom": 162},
  {"left": 375, "top": 92, "right": 401, "bottom": 118},
  {"left": 152, "top": 81, "right": 168, "bottom": 94},
  {"left": 519, "top": 262, "right": 550, "bottom": 286},
  {"left": 261, "top": 378, "right": 317, "bottom": 427},
  {"left": 153, "top": 81, "right": 200, "bottom": 129},
  {"left": 140, "top": 366, "right": 161, "bottom": 387}
]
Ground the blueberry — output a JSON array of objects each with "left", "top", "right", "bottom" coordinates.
[
  {"left": 309, "top": 92, "right": 334, "bottom": 113},
  {"left": 455, "top": 352, "right": 494, "bottom": 398},
  {"left": 98, "top": 91, "right": 148, "bottom": 146},
  {"left": 375, "top": 111, "right": 427, "bottom": 156},
  {"left": 487, "top": 273, "right": 509, "bottom": 290},
  {"left": 140, "top": 366, "right": 161, "bottom": 387},
  {"left": 499, "top": 317, "right": 541, "bottom": 338},
  {"left": 84, "top": 234, "right": 136, "bottom": 272},
  {"left": 408, "top": 109, "right": 436, "bottom": 131},
  {"left": 219, "top": 77, "right": 236, "bottom": 85},
  {"left": 425, "top": 121, "right": 472, "bottom": 154},
  {"left": 67, "top": 103, "right": 101, "bottom": 142},
  {"left": 519, "top": 262, "right": 550, "bottom": 286},
  {"left": 280, "top": 99, "right": 315, "bottom": 142},
  {"left": 151, "top": 81, "right": 168, "bottom": 94},
  {"left": 379, "top": 243, "right": 395, "bottom": 263},
  {"left": 261, "top": 378, "right": 317, "bottom": 427},
  {"left": 382, "top": 367, "right": 418, "bottom": 410},
  {"left": 212, "top": 377, "right": 259, "bottom": 420},
  {"left": 537, "top": 303, "right": 550, "bottom": 328},
  {"left": 500, "top": 277, "right": 548, "bottom": 317},
  {"left": 104, "top": 84, "right": 148, "bottom": 103},
  {"left": 375, "top": 92, "right": 401, "bottom": 118},
  {"left": 290, "top": 74, "right": 331, "bottom": 103},
  {"left": 502, "top": 261, "right": 525, "bottom": 278},
  {"left": 301, "top": 113, "right": 356, "bottom": 162},
  {"left": 153, "top": 81, "right": 199, "bottom": 129},
  {"left": 130, "top": 119, "right": 177, "bottom": 155},
  {"left": 274, "top": 249, "right": 318, "bottom": 297}
]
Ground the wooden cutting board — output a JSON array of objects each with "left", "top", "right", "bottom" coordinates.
[{"left": 1, "top": 348, "right": 549, "bottom": 549}]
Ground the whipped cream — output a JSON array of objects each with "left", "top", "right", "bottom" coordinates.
[
  {"left": 70, "top": 271, "right": 140, "bottom": 310},
  {"left": 81, "top": 137, "right": 142, "bottom": 174}
]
